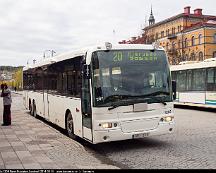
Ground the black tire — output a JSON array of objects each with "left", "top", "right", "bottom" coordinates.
[
  {"left": 29, "top": 103, "right": 33, "bottom": 115},
  {"left": 33, "top": 104, "right": 37, "bottom": 118},
  {"left": 66, "top": 112, "right": 76, "bottom": 139}
]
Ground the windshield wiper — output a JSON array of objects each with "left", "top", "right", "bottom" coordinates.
[
  {"left": 108, "top": 104, "right": 121, "bottom": 111},
  {"left": 108, "top": 102, "right": 134, "bottom": 111},
  {"left": 134, "top": 91, "right": 170, "bottom": 106},
  {"left": 104, "top": 94, "right": 132, "bottom": 102},
  {"left": 106, "top": 92, "right": 169, "bottom": 110}
]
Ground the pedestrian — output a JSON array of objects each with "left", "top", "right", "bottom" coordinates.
[
  {"left": 14, "top": 86, "right": 17, "bottom": 92},
  {"left": 1, "top": 83, "right": 12, "bottom": 126}
]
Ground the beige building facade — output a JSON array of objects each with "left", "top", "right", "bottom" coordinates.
[{"left": 120, "top": 6, "right": 216, "bottom": 65}]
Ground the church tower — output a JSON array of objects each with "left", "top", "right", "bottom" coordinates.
[{"left": 149, "top": 6, "right": 155, "bottom": 26}]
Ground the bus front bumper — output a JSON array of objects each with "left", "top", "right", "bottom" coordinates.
[{"left": 92, "top": 122, "right": 174, "bottom": 144}]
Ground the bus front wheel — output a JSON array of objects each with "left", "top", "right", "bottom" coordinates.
[{"left": 66, "top": 112, "right": 76, "bottom": 140}]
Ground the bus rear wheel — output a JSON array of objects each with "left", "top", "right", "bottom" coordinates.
[
  {"left": 66, "top": 112, "right": 76, "bottom": 140},
  {"left": 33, "top": 104, "right": 37, "bottom": 118},
  {"left": 29, "top": 102, "right": 33, "bottom": 115}
]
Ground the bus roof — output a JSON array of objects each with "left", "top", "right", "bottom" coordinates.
[
  {"left": 170, "top": 58, "right": 216, "bottom": 71},
  {"left": 23, "top": 43, "right": 165, "bottom": 71}
]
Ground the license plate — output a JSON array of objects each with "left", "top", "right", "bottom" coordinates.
[{"left": 133, "top": 132, "right": 150, "bottom": 139}]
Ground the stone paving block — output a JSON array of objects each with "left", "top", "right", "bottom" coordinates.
[
  {"left": 57, "top": 163, "right": 78, "bottom": 169},
  {"left": 7, "top": 138, "right": 20, "bottom": 142},
  {"left": 0, "top": 142, "right": 11, "bottom": 147},
  {"left": 14, "top": 131, "right": 26, "bottom": 135},
  {"left": 4, "top": 159, "right": 22, "bottom": 165},
  {"left": 12, "top": 145, "right": 28, "bottom": 152},
  {"left": 0, "top": 165, "right": 5, "bottom": 169},
  {"left": 5, "top": 164, "right": 24, "bottom": 169},
  {"left": 2, "top": 129, "right": 14, "bottom": 135},
  {"left": 23, "top": 163, "right": 42, "bottom": 169},
  {"left": 19, "top": 137, "right": 32, "bottom": 142},
  {"left": 95, "top": 165, "right": 119, "bottom": 169},
  {"left": 26, "top": 145, "right": 41, "bottom": 151},
  {"left": 1, "top": 151, "right": 17, "bottom": 160},
  {"left": 40, "top": 163, "right": 60, "bottom": 169},
  {"left": 0, "top": 135, "right": 6, "bottom": 139},
  {"left": 30, "top": 150, "right": 45, "bottom": 156},
  {"left": 10, "top": 141, "right": 25, "bottom": 147},
  {"left": 16, "top": 134, "right": 28, "bottom": 138},
  {"left": 76, "top": 165, "right": 95, "bottom": 169},
  {"left": 16, "top": 151, "right": 32, "bottom": 159},
  {"left": 20, "top": 156, "right": 37, "bottom": 164},
  {"left": 0, "top": 146, "right": 14, "bottom": 152},
  {"left": 5, "top": 135, "right": 17, "bottom": 138},
  {"left": 34, "top": 155, "right": 53, "bottom": 163}
]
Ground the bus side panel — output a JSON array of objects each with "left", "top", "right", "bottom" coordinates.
[
  {"left": 28, "top": 91, "right": 34, "bottom": 108},
  {"left": 206, "top": 92, "right": 216, "bottom": 105},
  {"left": 29, "top": 92, "right": 44, "bottom": 117},
  {"left": 48, "top": 95, "right": 83, "bottom": 138},
  {"left": 23, "top": 90, "right": 28, "bottom": 109},
  {"left": 179, "top": 92, "right": 205, "bottom": 104}
]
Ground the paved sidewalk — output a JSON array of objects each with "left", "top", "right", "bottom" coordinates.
[{"left": 0, "top": 93, "right": 119, "bottom": 169}]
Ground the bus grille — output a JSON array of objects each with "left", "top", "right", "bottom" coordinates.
[{"left": 120, "top": 118, "right": 159, "bottom": 133}]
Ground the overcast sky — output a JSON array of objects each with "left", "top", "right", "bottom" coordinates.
[{"left": 0, "top": 0, "right": 215, "bottom": 66}]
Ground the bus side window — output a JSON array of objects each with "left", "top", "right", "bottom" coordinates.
[{"left": 207, "top": 68, "right": 215, "bottom": 91}]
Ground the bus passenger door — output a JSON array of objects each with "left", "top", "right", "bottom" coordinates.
[
  {"left": 43, "top": 91, "right": 49, "bottom": 120},
  {"left": 81, "top": 65, "right": 93, "bottom": 142}
]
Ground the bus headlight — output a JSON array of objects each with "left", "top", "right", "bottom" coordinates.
[
  {"left": 160, "top": 116, "right": 174, "bottom": 123},
  {"left": 101, "top": 123, "right": 112, "bottom": 129}
]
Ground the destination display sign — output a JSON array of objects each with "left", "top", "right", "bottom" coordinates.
[
  {"left": 94, "top": 50, "right": 167, "bottom": 67},
  {"left": 113, "top": 51, "right": 159, "bottom": 62}
]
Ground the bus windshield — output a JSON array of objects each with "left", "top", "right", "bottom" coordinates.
[{"left": 91, "top": 49, "right": 172, "bottom": 107}]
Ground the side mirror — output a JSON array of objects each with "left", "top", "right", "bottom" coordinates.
[
  {"left": 172, "top": 80, "right": 177, "bottom": 100},
  {"left": 83, "top": 64, "right": 91, "bottom": 79}
]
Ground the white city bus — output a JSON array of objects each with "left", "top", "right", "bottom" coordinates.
[
  {"left": 171, "top": 58, "right": 216, "bottom": 108},
  {"left": 23, "top": 43, "right": 175, "bottom": 144}
]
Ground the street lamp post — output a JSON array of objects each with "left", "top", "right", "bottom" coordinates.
[{"left": 43, "top": 50, "right": 56, "bottom": 58}]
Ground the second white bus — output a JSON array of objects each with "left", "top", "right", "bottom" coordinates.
[{"left": 171, "top": 58, "right": 216, "bottom": 108}]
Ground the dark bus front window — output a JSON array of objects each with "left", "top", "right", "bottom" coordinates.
[{"left": 92, "top": 50, "right": 172, "bottom": 107}]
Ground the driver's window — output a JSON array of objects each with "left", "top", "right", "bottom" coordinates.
[
  {"left": 149, "top": 73, "right": 156, "bottom": 86},
  {"left": 112, "top": 67, "right": 122, "bottom": 91},
  {"left": 101, "top": 68, "right": 111, "bottom": 87}
]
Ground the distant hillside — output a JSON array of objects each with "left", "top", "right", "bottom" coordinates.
[{"left": 0, "top": 66, "right": 23, "bottom": 72}]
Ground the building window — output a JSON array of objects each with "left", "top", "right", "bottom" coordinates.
[
  {"left": 161, "top": 31, "right": 164, "bottom": 38},
  {"left": 190, "top": 52, "right": 195, "bottom": 61},
  {"left": 155, "top": 33, "right": 159, "bottom": 40},
  {"left": 172, "top": 41, "right": 175, "bottom": 49},
  {"left": 178, "top": 40, "right": 181, "bottom": 48},
  {"left": 198, "top": 34, "right": 202, "bottom": 44},
  {"left": 166, "top": 42, "right": 170, "bottom": 49},
  {"left": 199, "top": 51, "right": 204, "bottom": 61},
  {"left": 183, "top": 38, "right": 188, "bottom": 48},
  {"left": 184, "top": 54, "right": 188, "bottom": 61},
  {"left": 172, "top": 27, "right": 176, "bottom": 35},
  {"left": 191, "top": 36, "right": 195, "bottom": 46},
  {"left": 214, "top": 33, "right": 216, "bottom": 43},
  {"left": 213, "top": 51, "right": 216, "bottom": 58}
]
